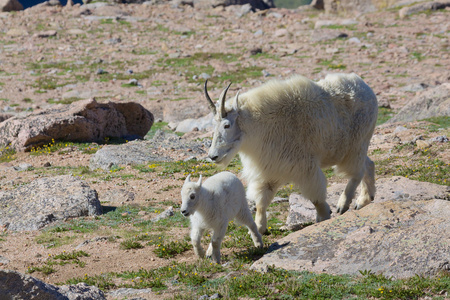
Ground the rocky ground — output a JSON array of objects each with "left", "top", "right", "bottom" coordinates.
[{"left": 0, "top": 1, "right": 449, "bottom": 299}]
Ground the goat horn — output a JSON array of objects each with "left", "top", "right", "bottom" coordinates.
[
  {"left": 204, "top": 80, "right": 217, "bottom": 115},
  {"left": 219, "top": 82, "right": 232, "bottom": 118}
]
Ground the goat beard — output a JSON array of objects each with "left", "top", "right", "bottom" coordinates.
[{"left": 215, "top": 140, "right": 242, "bottom": 168}]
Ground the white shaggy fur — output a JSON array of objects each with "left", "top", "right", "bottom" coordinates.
[
  {"left": 180, "top": 172, "right": 263, "bottom": 263},
  {"left": 204, "top": 73, "right": 378, "bottom": 234}
]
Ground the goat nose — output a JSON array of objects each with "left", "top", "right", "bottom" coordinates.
[{"left": 210, "top": 155, "right": 218, "bottom": 161}]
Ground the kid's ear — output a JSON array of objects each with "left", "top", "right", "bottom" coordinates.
[
  {"left": 197, "top": 175, "right": 202, "bottom": 187},
  {"left": 185, "top": 174, "right": 191, "bottom": 183}
]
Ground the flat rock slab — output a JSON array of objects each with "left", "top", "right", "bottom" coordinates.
[
  {"left": 90, "top": 130, "right": 207, "bottom": 170},
  {"left": 287, "top": 176, "right": 450, "bottom": 226},
  {"left": 387, "top": 83, "right": 450, "bottom": 123},
  {"left": 0, "top": 269, "right": 106, "bottom": 300},
  {"left": 0, "top": 175, "right": 102, "bottom": 231},
  {"left": 0, "top": 98, "right": 154, "bottom": 151},
  {"left": 253, "top": 199, "right": 450, "bottom": 279}
]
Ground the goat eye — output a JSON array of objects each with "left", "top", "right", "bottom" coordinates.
[
  {"left": 224, "top": 124, "right": 230, "bottom": 129},
  {"left": 190, "top": 194, "right": 195, "bottom": 200}
]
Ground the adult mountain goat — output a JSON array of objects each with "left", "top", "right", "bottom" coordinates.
[{"left": 204, "top": 73, "right": 378, "bottom": 234}]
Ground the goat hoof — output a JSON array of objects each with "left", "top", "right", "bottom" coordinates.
[{"left": 336, "top": 206, "right": 348, "bottom": 214}]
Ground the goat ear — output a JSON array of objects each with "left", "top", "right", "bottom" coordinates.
[
  {"left": 185, "top": 174, "right": 191, "bottom": 183},
  {"left": 233, "top": 91, "right": 240, "bottom": 111},
  {"left": 197, "top": 175, "right": 202, "bottom": 186}
]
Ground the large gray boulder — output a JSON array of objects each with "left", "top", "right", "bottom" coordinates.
[
  {"left": 0, "top": 98, "right": 154, "bottom": 152},
  {"left": 0, "top": 0, "right": 23, "bottom": 11},
  {"left": 175, "top": 113, "right": 214, "bottom": 133},
  {"left": 387, "top": 83, "right": 450, "bottom": 123},
  {"left": 255, "top": 177, "right": 450, "bottom": 278},
  {"left": 0, "top": 269, "right": 105, "bottom": 300},
  {"left": 399, "top": 0, "right": 450, "bottom": 18},
  {"left": 90, "top": 130, "right": 207, "bottom": 170},
  {"left": 0, "top": 175, "right": 102, "bottom": 231},
  {"left": 286, "top": 176, "right": 450, "bottom": 226},
  {"left": 253, "top": 199, "right": 450, "bottom": 279}
]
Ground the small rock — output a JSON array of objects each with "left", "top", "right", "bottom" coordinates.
[
  {"left": 314, "top": 20, "right": 336, "bottom": 29},
  {"left": 416, "top": 140, "right": 431, "bottom": 149},
  {"left": 102, "top": 189, "right": 135, "bottom": 203},
  {"left": 96, "top": 69, "right": 106, "bottom": 75},
  {"left": 13, "top": 163, "right": 33, "bottom": 171},
  {"left": 6, "top": 28, "right": 28, "bottom": 36},
  {"left": 34, "top": 30, "right": 57, "bottom": 38},
  {"left": 184, "top": 156, "right": 197, "bottom": 162},
  {"left": 168, "top": 53, "right": 181, "bottom": 59},
  {"left": 67, "top": 29, "right": 86, "bottom": 35},
  {"left": 199, "top": 73, "right": 211, "bottom": 80},
  {"left": 348, "top": 37, "right": 361, "bottom": 44},
  {"left": 151, "top": 207, "right": 174, "bottom": 222},
  {"left": 262, "top": 70, "right": 271, "bottom": 77},
  {"left": 128, "top": 79, "right": 139, "bottom": 86},
  {"left": 0, "top": 256, "right": 10, "bottom": 265},
  {"left": 103, "top": 38, "right": 121, "bottom": 45},
  {"left": 254, "top": 29, "right": 264, "bottom": 37},
  {"left": 250, "top": 48, "right": 262, "bottom": 55},
  {"left": 274, "top": 29, "right": 289, "bottom": 37},
  {"left": 209, "top": 293, "right": 222, "bottom": 299},
  {"left": 237, "top": 3, "right": 252, "bottom": 17},
  {"left": 430, "top": 136, "right": 448, "bottom": 143},
  {"left": 341, "top": 19, "right": 358, "bottom": 26},
  {"left": 326, "top": 48, "right": 339, "bottom": 54},
  {"left": 394, "top": 126, "right": 408, "bottom": 134},
  {"left": 401, "top": 83, "right": 428, "bottom": 93}
]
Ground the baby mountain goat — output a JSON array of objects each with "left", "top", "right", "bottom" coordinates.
[{"left": 180, "top": 172, "right": 263, "bottom": 264}]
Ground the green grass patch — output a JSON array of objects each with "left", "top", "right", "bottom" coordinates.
[
  {"left": 31, "top": 76, "right": 76, "bottom": 91},
  {"left": 421, "top": 116, "right": 450, "bottom": 131},
  {"left": 377, "top": 107, "right": 395, "bottom": 126},
  {"left": 145, "top": 121, "right": 171, "bottom": 139},
  {"left": 153, "top": 240, "right": 192, "bottom": 258},
  {"left": 120, "top": 240, "right": 144, "bottom": 250},
  {"left": 157, "top": 52, "right": 263, "bottom": 84},
  {"left": 96, "top": 69, "right": 156, "bottom": 82},
  {"left": 411, "top": 51, "right": 425, "bottom": 62},
  {"left": 27, "top": 250, "right": 89, "bottom": 275},
  {"left": 133, "top": 158, "right": 242, "bottom": 179},
  {"left": 27, "top": 265, "right": 57, "bottom": 275},
  {"left": 28, "top": 139, "right": 116, "bottom": 156},
  {"left": 0, "top": 145, "right": 16, "bottom": 162},
  {"left": 392, "top": 158, "right": 449, "bottom": 185},
  {"left": 317, "top": 59, "right": 347, "bottom": 70},
  {"left": 47, "top": 97, "right": 83, "bottom": 105},
  {"left": 321, "top": 24, "right": 357, "bottom": 31}
]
